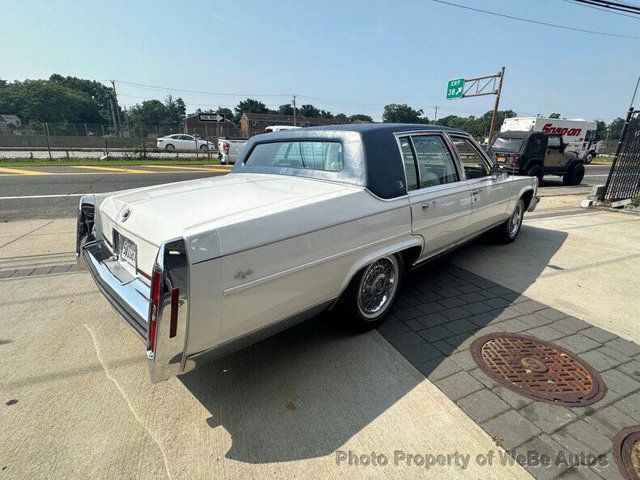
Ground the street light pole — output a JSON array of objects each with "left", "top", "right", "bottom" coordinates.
[{"left": 292, "top": 95, "right": 297, "bottom": 126}]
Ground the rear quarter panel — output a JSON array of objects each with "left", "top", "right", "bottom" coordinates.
[{"left": 184, "top": 190, "right": 414, "bottom": 355}]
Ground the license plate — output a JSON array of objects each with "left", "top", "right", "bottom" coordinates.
[
  {"left": 119, "top": 235, "right": 137, "bottom": 268},
  {"left": 496, "top": 156, "right": 506, "bottom": 163}
]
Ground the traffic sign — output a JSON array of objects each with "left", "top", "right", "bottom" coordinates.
[
  {"left": 198, "top": 112, "right": 225, "bottom": 122},
  {"left": 446, "top": 78, "right": 465, "bottom": 100}
]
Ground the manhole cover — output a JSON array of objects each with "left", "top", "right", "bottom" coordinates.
[
  {"left": 614, "top": 426, "right": 640, "bottom": 480},
  {"left": 470, "top": 333, "right": 606, "bottom": 406}
]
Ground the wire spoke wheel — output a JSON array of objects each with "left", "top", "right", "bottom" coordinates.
[
  {"left": 508, "top": 202, "right": 523, "bottom": 238},
  {"left": 357, "top": 256, "right": 399, "bottom": 320}
]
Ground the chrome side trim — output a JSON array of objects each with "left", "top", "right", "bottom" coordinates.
[
  {"left": 223, "top": 231, "right": 412, "bottom": 296},
  {"left": 182, "top": 298, "right": 334, "bottom": 374}
]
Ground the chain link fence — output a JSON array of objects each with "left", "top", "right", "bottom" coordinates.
[{"left": 0, "top": 122, "right": 220, "bottom": 159}]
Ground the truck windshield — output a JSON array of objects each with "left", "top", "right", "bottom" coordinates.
[
  {"left": 491, "top": 137, "right": 524, "bottom": 152},
  {"left": 245, "top": 141, "right": 343, "bottom": 172}
]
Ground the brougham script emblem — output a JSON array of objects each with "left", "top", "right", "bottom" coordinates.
[{"left": 234, "top": 269, "right": 253, "bottom": 280}]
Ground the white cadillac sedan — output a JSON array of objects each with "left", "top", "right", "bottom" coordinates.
[
  {"left": 77, "top": 124, "right": 539, "bottom": 382},
  {"left": 156, "top": 133, "right": 215, "bottom": 151}
]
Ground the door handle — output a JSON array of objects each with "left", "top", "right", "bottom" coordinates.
[
  {"left": 471, "top": 189, "right": 481, "bottom": 195},
  {"left": 421, "top": 200, "right": 436, "bottom": 209}
]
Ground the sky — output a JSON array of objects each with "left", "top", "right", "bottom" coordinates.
[{"left": 1, "top": 0, "right": 639, "bottom": 122}]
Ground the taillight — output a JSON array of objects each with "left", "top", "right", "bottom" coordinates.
[
  {"left": 223, "top": 142, "right": 230, "bottom": 153},
  {"left": 511, "top": 154, "right": 522, "bottom": 164},
  {"left": 148, "top": 266, "right": 163, "bottom": 356}
]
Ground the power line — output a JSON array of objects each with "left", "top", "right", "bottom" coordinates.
[
  {"left": 570, "top": 0, "right": 640, "bottom": 15},
  {"left": 114, "top": 79, "right": 291, "bottom": 98},
  {"left": 428, "top": 0, "right": 640, "bottom": 39},
  {"left": 561, "top": 0, "right": 640, "bottom": 18}
]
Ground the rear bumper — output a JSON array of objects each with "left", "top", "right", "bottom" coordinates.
[
  {"left": 76, "top": 196, "right": 191, "bottom": 383},
  {"left": 82, "top": 241, "right": 150, "bottom": 339}
]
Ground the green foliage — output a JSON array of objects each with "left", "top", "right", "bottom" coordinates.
[
  {"left": 349, "top": 114, "right": 373, "bottom": 123},
  {"left": 298, "top": 104, "right": 321, "bottom": 117},
  {"left": 595, "top": 120, "right": 607, "bottom": 141},
  {"left": 234, "top": 98, "right": 270, "bottom": 122},
  {"left": 383, "top": 104, "right": 428, "bottom": 123},
  {"left": 631, "top": 195, "right": 640, "bottom": 208},
  {"left": 436, "top": 110, "right": 516, "bottom": 139},
  {"left": 608, "top": 117, "right": 625, "bottom": 140},
  {"left": 0, "top": 78, "right": 111, "bottom": 124},
  {"left": 278, "top": 103, "right": 294, "bottom": 115},
  {"left": 128, "top": 95, "right": 186, "bottom": 129}
]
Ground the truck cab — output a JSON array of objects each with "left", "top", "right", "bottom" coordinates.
[{"left": 489, "top": 131, "right": 585, "bottom": 186}]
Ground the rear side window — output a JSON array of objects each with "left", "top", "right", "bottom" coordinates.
[
  {"left": 399, "top": 137, "right": 419, "bottom": 191},
  {"left": 245, "top": 141, "right": 343, "bottom": 172},
  {"left": 492, "top": 137, "right": 524, "bottom": 152},
  {"left": 411, "top": 135, "right": 459, "bottom": 187},
  {"left": 547, "top": 135, "right": 562, "bottom": 148},
  {"left": 451, "top": 137, "right": 491, "bottom": 179}
]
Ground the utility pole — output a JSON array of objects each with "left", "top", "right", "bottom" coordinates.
[
  {"left": 108, "top": 99, "right": 118, "bottom": 136},
  {"left": 111, "top": 80, "right": 123, "bottom": 136},
  {"left": 433, "top": 106, "right": 439, "bottom": 123},
  {"left": 487, "top": 67, "right": 506, "bottom": 145},
  {"left": 292, "top": 95, "right": 297, "bottom": 126}
]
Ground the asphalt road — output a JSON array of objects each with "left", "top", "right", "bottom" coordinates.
[
  {"left": 0, "top": 166, "right": 229, "bottom": 221},
  {"left": 0, "top": 164, "right": 611, "bottom": 221}
]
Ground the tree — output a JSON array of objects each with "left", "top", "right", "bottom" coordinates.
[
  {"left": 350, "top": 114, "right": 373, "bottom": 123},
  {"left": 49, "top": 74, "right": 117, "bottom": 123},
  {"left": 594, "top": 120, "right": 607, "bottom": 141},
  {"left": 278, "top": 103, "right": 294, "bottom": 116},
  {"left": 0, "top": 78, "right": 106, "bottom": 124},
  {"left": 383, "top": 104, "right": 427, "bottom": 123},
  {"left": 299, "top": 104, "right": 321, "bottom": 117},
  {"left": 607, "top": 118, "right": 625, "bottom": 140},
  {"left": 128, "top": 96, "right": 187, "bottom": 129},
  {"left": 216, "top": 107, "right": 234, "bottom": 121},
  {"left": 234, "top": 98, "right": 270, "bottom": 122},
  {"left": 549, "top": 113, "right": 561, "bottom": 119}
]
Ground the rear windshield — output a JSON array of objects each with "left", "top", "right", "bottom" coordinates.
[
  {"left": 491, "top": 137, "right": 524, "bottom": 152},
  {"left": 245, "top": 141, "right": 343, "bottom": 172}
]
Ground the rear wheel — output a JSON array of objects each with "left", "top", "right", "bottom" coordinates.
[
  {"left": 165, "top": 144, "right": 175, "bottom": 150},
  {"left": 339, "top": 254, "right": 403, "bottom": 330},
  {"left": 526, "top": 165, "right": 544, "bottom": 184},
  {"left": 562, "top": 163, "right": 585, "bottom": 186},
  {"left": 493, "top": 199, "right": 524, "bottom": 244}
]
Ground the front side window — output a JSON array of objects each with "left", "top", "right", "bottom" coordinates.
[
  {"left": 451, "top": 136, "right": 490, "bottom": 179},
  {"left": 411, "top": 135, "right": 459, "bottom": 187},
  {"left": 245, "top": 141, "right": 343, "bottom": 172},
  {"left": 547, "top": 135, "right": 562, "bottom": 148}
]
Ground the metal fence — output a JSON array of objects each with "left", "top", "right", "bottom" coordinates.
[{"left": 603, "top": 109, "right": 640, "bottom": 201}]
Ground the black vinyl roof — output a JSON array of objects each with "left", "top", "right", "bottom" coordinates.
[{"left": 234, "top": 123, "right": 470, "bottom": 199}]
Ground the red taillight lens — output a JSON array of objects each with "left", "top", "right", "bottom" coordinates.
[
  {"left": 148, "top": 266, "right": 162, "bottom": 355},
  {"left": 223, "top": 142, "right": 230, "bottom": 153}
]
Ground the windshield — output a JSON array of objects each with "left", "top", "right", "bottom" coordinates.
[
  {"left": 245, "top": 141, "right": 343, "bottom": 172},
  {"left": 491, "top": 137, "right": 524, "bottom": 152}
]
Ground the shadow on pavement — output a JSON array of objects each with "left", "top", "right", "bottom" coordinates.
[{"left": 180, "top": 225, "right": 568, "bottom": 464}]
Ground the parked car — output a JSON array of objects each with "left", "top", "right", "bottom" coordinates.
[
  {"left": 77, "top": 124, "right": 539, "bottom": 383},
  {"left": 489, "top": 131, "right": 585, "bottom": 185},
  {"left": 157, "top": 134, "right": 215, "bottom": 151},
  {"left": 217, "top": 138, "right": 247, "bottom": 164}
]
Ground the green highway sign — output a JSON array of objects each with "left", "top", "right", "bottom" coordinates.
[{"left": 446, "top": 78, "right": 465, "bottom": 100}]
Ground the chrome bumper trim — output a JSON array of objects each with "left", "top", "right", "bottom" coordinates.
[{"left": 83, "top": 241, "right": 150, "bottom": 339}]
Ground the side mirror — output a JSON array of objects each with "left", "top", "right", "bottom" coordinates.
[{"left": 491, "top": 164, "right": 505, "bottom": 178}]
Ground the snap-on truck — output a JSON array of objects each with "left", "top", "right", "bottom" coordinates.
[{"left": 500, "top": 117, "right": 598, "bottom": 163}]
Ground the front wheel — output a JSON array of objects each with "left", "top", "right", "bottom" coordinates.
[
  {"left": 339, "top": 254, "right": 403, "bottom": 330},
  {"left": 199, "top": 144, "right": 209, "bottom": 151},
  {"left": 165, "top": 144, "right": 175, "bottom": 150},
  {"left": 562, "top": 163, "right": 585, "bottom": 186},
  {"left": 585, "top": 152, "right": 596, "bottom": 164},
  {"left": 493, "top": 199, "right": 524, "bottom": 244}
]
